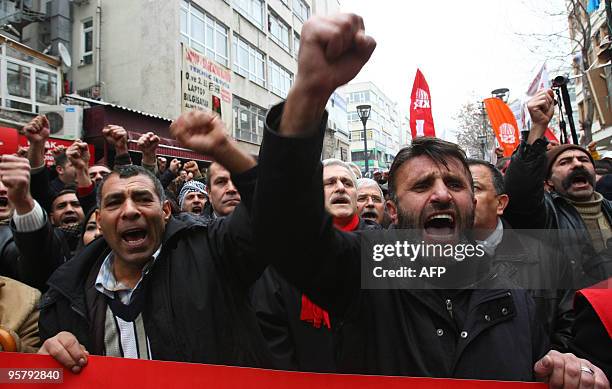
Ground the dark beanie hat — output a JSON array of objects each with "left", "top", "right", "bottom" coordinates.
[{"left": 546, "top": 144, "right": 594, "bottom": 177}]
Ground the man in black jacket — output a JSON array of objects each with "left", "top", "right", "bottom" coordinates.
[
  {"left": 0, "top": 180, "right": 20, "bottom": 281},
  {"left": 14, "top": 109, "right": 271, "bottom": 373},
  {"left": 468, "top": 159, "right": 573, "bottom": 350},
  {"left": 250, "top": 157, "right": 377, "bottom": 373},
  {"left": 252, "top": 13, "right": 609, "bottom": 387},
  {"left": 504, "top": 89, "right": 612, "bottom": 288}
]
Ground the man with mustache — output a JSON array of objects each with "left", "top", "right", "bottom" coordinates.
[
  {"left": 504, "top": 89, "right": 612, "bottom": 287},
  {"left": 250, "top": 158, "right": 377, "bottom": 372},
  {"left": 0, "top": 180, "right": 20, "bottom": 280},
  {"left": 356, "top": 178, "right": 385, "bottom": 225},
  {"left": 178, "top": 180, "right": 208, "bottom": 216},
  {"left": 251, "top": 13, "right": 609, "bottom": 387}
]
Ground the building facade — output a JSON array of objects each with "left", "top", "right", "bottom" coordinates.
[
  {"left": 566, "top": 0, "right": 611, "bottom": 150},
  {"left": 339, "top": 81, "right": 404, "bottom": 173},
  {"left": 322, "top": 91, "right": 350, "bottom": 161},
  {"left": 11, "top": 0, "right": 340, "bottom": 154}
]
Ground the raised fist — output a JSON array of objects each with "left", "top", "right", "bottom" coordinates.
[
  {"left": 23, "top": 115, "right": 50, "bottom": 145},
  {"left": 527, "top": 89, "right": 555, "bottom": 130},
  {"left": 0, "top": 155, "right": 33, "bottom": 214},
  {"left": 137, "top": 132, "right": 160, "bottom": 155},
  {"left": 295, "top": 14, "right": 376, "bottom": 99},
  {"left": 102, "top": 125, "right": 129, "bottom": 152},
  {"left": 66, "top": 140, "right": 90, "bottom": 171},
  {"left": 170, "top": 111, "right": 228, "bottom": 156},
  {"left": 169, "top": 158, "right": 181, "bottom": 174}
]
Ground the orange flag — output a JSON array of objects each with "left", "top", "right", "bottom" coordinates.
[{"left": 484, "top": 98, "right": 521, "bottom": 157}]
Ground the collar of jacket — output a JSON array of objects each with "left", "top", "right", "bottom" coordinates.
[
  {"left": 43, "top": 216, "right": 200, "bottom": 315},
  {"left": 549, "top": 190, "right": 612, "bottom": 229},
  {"left": 492, "top": 219, "right": 534, "bottom": 265}
]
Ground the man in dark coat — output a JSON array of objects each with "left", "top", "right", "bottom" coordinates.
[
  {"left": 504, "top": 89, "right": 612, "bottom": 288},
  {"left": 468, "top": 159, "right": 574, "bottom": 349},
  {"left": 251, "top": 158, "right": 378, "bottom": 372},
  {"left": 251, "top": 13, "right": 609, "bottom": 387},
  {"left": 8, "top": 110, "right": 272, "bottom": 372}
]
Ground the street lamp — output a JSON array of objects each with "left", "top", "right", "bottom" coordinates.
[
  {"left": 491, "top": 88, "right": 510, "bottom": 103},
  {"left": 357, "top": 104, "right": 371, "bottom": 175}
]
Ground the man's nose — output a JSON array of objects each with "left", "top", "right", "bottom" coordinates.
[{"left": 430, "top": 181, "right": 452, "bottom": 204}]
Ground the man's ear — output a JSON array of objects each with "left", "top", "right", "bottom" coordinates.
[
  {"left": 386, "top": 199, "right": 398, "bottom": 224},
  {"left": 56, "top": 165, "right": 64, "bottom": 175},
  {"left": 162, "top": 200, "right": 172, "bottom": 222},
  {"left": 96, "top": 209, "right": 104, "bottom": 235},
  {"left": 496, "top": 194, "right": 509, "bottom": 216}
]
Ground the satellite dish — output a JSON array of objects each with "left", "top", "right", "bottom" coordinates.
[{"left": 58, "top": 42, "right": 72, "bottom": 68}]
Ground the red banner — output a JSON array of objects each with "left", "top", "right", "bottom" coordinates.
[
  {"left": 0, "top": 127, "right": 94, "bottom": 166},
  {"left": 410, "top": 69, "right": 436, "bottom": 139},
  {"left": 484, "top": 98, "right": 521, "bottom": 157},
  {"left": 0, "top": 352, "right": 546, "bottom": 388}
]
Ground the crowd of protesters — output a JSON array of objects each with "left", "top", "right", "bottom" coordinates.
[{"left": 0, "top": 13, "right": 611, "bottom": 388}]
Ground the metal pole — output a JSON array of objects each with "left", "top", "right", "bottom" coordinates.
[{"left": 363, "top": 121, "right": 369, "bottom": 174}]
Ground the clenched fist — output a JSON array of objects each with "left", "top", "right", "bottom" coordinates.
[
  {"left": 0, "top": 155, "right": 33, "bottom": 215},
  {"left": 23, "top": 115, "right": 50, "bottom": 145},
  {"left": 527, "top": 89, "right": 555, "bottom": 144},
  {"left": 170, "top": 110, "right": 228, "bottom": 157},
  {"left": 102, "top": 125, "right": 129, "bottom": 153},
  {"left": 66, "top": 140, "right": 90, "bottom": 172}
]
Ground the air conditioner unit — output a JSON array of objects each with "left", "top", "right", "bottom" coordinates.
[{"left": 38, "top": 105, "right": 83, "bottom": 140}]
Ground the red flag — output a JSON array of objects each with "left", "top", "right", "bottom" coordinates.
[
  {"left": 544, "top": 127, "right": 559, "bottom": 144},
  {"left": 484, "top": 98, "right": 521, "bottom": 157},
  {"left": 410, "top": 69, "right": 436, "bottom": 138}
]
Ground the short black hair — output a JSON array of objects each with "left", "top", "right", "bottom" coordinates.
[
  {"left": 96, "top": 165, "right": 166, "bottom": 208},
  {"left": 388, "top": 137, "right": 473, "bottom": 201},
  {"left": 467, "top": 158, "right": 505, "bottom": 195},
  {"left": 51, "top": 187, "right": 79, "bottom": 211},
  {"left": 54, "top": 151, "right": 69, "bottom": 168}
]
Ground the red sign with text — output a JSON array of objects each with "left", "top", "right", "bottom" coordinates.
[{"left": 0, "top": 352, "right": 546, "bottom": 388}]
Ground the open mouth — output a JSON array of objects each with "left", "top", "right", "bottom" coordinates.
[
  {"left": 331, "top": 196, "right": 351, "bottom": 205},
  {"left": 571, "top": 175, "right": 589, "bottom": 187},
  {"left": 361, "top": 211, "right": 378, "bottom": 220},
  {"left": 192, "top": 206, "right": 203, "bottom": 213},
  {"left": 424, "top": 213, "right": 456, "bottom": 235},
  {"left": 121, "top": 228, "right": 148, "bottom": 247},
  {"left": 62, "top": 215, "right": 80, "bottom": 224},
  {"left": 0, "top": 197, "right": 8, "bottom": 208}
]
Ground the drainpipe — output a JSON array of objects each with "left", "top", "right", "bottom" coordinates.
[{"left": 95, "top": 0, "right": 101, "bottom": 94}]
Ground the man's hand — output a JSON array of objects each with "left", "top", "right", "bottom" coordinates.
[
  {"left": 66, "top": 140, "right": 90, "bottom": 172},
  {"left": 281, "top": 13, "right": 376, "bottom": 136},
  {"left": 38, "top": 332, "right": 89, "bottom": 374},
  {"left": 23, "top": 116, "right": 50, "bottom": 169},
  {"left": 534, "top": 350, "right": 609, "bottom": 389},
  {"left": 137, "top": 132, "right": 160, "bottom": 166},
  {"left": 23, "top": 115, "right": 50, "bottom": 145},
  {"left": 183, "top": 160, "right": 201, "bottom": 178},
  {"left": 0, "top": 155, "right": 34, "bottom": 215},
  {"left": 102, "top": 125, "right": 129, "bottom": 154},
  {"left": 170, "top": 110, "right": 255, "bottom": 174},
  {"left": 170, "top": 111, "right": 229, "bottom": 156},
  {"left": 169, "top": 158, "right": 181, "bottom": 174},
  {"left": 527, "top": 89, "right": 555, "bottom": 144}
]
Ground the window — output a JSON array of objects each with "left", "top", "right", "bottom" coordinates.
[
  {"left": 293, "top": 33, "right": 300, "bottom": 58},
  {"left": 232, "top": 35, "right": 266, "bottom": 87},
  {"left": 349, "top": 90, "right": 370, "bottom": 104},
  {"left": 268, "top": 11, "right": 290, "bottom": 51},
  {"left": 268, "top": 60, "right": 292, "bottom": 97},
  {"left": 81, "top": 19, "right": 93, "bottom": 65},
  {"left": 292, "top": 0, "right": 309, "bottom": 22},
  {"left": 2, "top": 41, "right": 61, "bottom": 113},
  {"left": 233, "top": 0, "right": 264, "bottom": 29},
  {"left": 35, "top": 70, "right": 58, "bottom": 104},
  {"left": 7, "top": 62, "right": 30, "bottom": 98},
  {"left": 233, "top": 97, "right": 266, "bottom": 144},
  {"left": 180, "top": 1, "right": 229, "bottom": 66}
]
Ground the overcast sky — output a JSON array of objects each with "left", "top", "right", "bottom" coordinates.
[{"left": 339, "top": 0, "right": 571, "bottom": 141}]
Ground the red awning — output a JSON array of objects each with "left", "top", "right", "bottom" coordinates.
[{"left": 126, "top": 131, "right": 212, "bottom": 162}]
